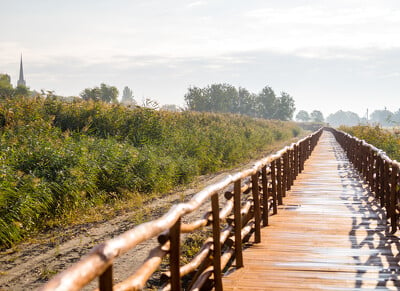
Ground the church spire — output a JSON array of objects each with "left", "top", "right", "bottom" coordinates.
[{"left": 17, "top": 54, "right": 26, "bottom": 87}]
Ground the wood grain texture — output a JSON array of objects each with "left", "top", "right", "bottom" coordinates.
[{"left": 222, "top": 131, "right": 400, "bottom": 290}]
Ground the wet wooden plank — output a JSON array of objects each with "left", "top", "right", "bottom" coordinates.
[{"left": 222, "top": 131, "right": 400, "bottom": 290}]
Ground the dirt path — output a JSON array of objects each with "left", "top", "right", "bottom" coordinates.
[
  {"left": 0, "top": 137, "right": 304, "bottom": 291},
  {"left": 0, "top": 166, "right": 237, "bottom": 290}
]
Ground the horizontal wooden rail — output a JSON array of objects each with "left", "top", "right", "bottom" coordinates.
[
  {"left": 327, "top": 127, "right": 400, "bottom": 233},
  {"left": 41, "top": 128, "right": 323, "bottom": 291}
]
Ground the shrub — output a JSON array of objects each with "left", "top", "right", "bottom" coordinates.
[
  {"left": 0, "top": 97, "right": 302, "bottom": 247},
  {"left": 340, "top": 125, "right": 400, "bottom": 161}
]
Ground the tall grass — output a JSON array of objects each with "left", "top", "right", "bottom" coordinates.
[
  {"left": 340, "top": 125, "right": 400, "bottom": 161},
  {"left": 0, "top": 96, "right": 301, "bottom": 247}
]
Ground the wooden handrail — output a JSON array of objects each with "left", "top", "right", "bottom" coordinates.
[
  {"left": 41, "top": 128, "right": 323, "bottom": 291},
  {"left": 327, "top": 127, "right": 400, "bottom": 234}
]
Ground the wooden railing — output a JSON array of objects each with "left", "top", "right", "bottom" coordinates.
[
  {"left": 41, "top": 129, "right": 323, "bottom": 291},
  {"left": 329, "top": 127, "right": 400, "bottom": 233}
]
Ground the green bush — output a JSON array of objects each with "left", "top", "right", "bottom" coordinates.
[
  {"left": 340, "top": 125, "right": 400, "bottom": 161},
  {"left": 0, "top": 97, "right": 302, "bottom": 247}
]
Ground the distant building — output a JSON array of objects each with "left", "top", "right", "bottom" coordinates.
[{"left": 17, "top": 55, "right": 26, "bottom": 87}]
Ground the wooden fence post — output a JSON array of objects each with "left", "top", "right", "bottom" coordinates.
[
  {"left": 368, "top": 150, "right": 375, "bottom": 191},
  {"left": 99, "top": 265, "right": 113, "bottom": 291},
  {"left": 211, "top": 194, "right": 222, "bottom": 291},
  {"left": 170, "top": 218, "right": 181, "bottom": 291},
  {"left": 261, "top": 166, "right": 269, "bottom": 226},
  {"left": 233, "top": 180, "right": 243, "bottom": 268},
  {"left": 270, "top": 160, "right": 278, "bottom": 214},
  {"left": 290, "top": 146, "right": 295, "bottom": 186},
  {"left": 252, "top": 173, "right": 262, "bottom": 243},
  {"left": 276, "top": 158, "right": 283, "bottom": 205},
  {"left": 390, "top": 164, "right": 399, "bottom": 233},
  {"left": 379, "top": 157, "right": 385, "bottom": 207},
  {"left": 282, "top": 153, "right": 287, "bottom": 196}
]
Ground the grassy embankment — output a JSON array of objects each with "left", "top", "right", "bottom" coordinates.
[
  {"left": 340, "top": 125, "right": 400, "bottom": 161},
  {"left": 0, "top": 97, "right": 302, "bottom": 247}
]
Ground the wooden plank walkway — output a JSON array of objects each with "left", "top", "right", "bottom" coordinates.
[{"left": 222, "top": 131, "right": 400, "bottom": 290}]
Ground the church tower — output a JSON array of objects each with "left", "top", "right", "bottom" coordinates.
[{"left": 17, "top": 55, "right": 26, "bottom": 87}]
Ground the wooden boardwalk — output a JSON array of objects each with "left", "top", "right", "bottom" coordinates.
[{"left": 222, "top": 131, "right": 400, "bottom": 290}]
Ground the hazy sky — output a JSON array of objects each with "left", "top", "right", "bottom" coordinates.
[{"left": 1, "top": 0, "right": 400, "bottom": 117}]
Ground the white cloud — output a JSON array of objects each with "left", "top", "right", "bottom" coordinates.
[
  {"left": 187, "top": 1, "right": 207, "bottom": 8},
  {"left": 242, "top": 2, "right": 400, "bottom": 57},
  {"left": 2, "top": 1, "right": 400, "bottom": 116}
]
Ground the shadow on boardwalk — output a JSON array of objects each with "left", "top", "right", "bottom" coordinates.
[
  {"left": 334, "top": 138, "right": 400, "bottom": 289},
  {"left": 223, "top": 131, "right": 400, "bottom": 290}
]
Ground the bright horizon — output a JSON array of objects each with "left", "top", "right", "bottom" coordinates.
[{"left": 1, "top": 0, "right": 400, "bottom": 118}]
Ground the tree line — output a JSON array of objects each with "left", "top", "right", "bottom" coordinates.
[
  {"left": 296, "top": 108, "right": 400, "bottom": 127},
  {"left": 326, "top": 109, "right": 400, "bottom": 127},
  {"left": 2, "top": 74, "right": 297, "bottom": 120},
  {"left": 184, "top": 83, "right": 296, "bottom": 121},
  {"left": 295, "top": 110, "right": 325, "bottom": 122},
  {"left": 0, "top": 73, "right": 131, "bottom": 101}
]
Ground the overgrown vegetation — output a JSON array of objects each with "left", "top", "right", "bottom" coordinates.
[
  {"left": 0, "top": 96, "right": 301, "bottom": 247},
  {"left": 340, "top": 125, "right": 400, "bottom": 161}
]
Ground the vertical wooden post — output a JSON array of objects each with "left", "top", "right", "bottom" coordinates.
[
  {"left": 300, "top": 142, "right": 305, "bottom": 172},
  {"left": 384, "top": 161, "right": 391, "bottom": 221},
  {"left": 374, "top": 154, "right": 381, "bottom": 199},
  {"left": 211, "top": 194, "right": 222, "bottom": 291},
  {"left": 290, "top": 146, "right": 295, "bottom": 185},
  {"left": 285, "top": 151, "right": 291, "bottom": 190},
  {"left": 276, "top": 158, "right": 283, "bottom": 205},
  {"left": 252, "top": 173, "right": 261, "bottom": 243},
  {"left": 270, "top": 161, "right": 278, "bottom": 214},
  {"left": 99, "top": 265, "right": 113, "bottom": 291},
  {"left": 170, "top": 218, "right": 181, "bottom": 291},
  {"left": 379, "top": 157, "right": 385, "bottom": 207},
  {"left": 282, "top": 153, "right": 287, "bottom": 197},
  {"left": 294, "top": 144, "right": 299, "bottom": 177},
  {"left": 261, "top": 166, "right": 269, "bottom": 226},
  {"left": 362, "top": 146, "right": 368, "bottom": 179},
  {"left": 390, "top": 164, "right": 398, "bottom": 233},
  {"left": 358, "top": 141, "right": 363, "bottom": 172},
  {"left": 369, "top": 150, "right": 375, "bottom": 190},
  {"left": 233, "top": 180, "right": 243, "bottom": 268},
  {"left": 298, "top": 142, "right": 302, "bottom": 173}
]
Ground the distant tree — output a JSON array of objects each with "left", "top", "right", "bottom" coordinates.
[
  {"left": 326, "top": 110, "right": 360, "bottom": 127},
  {"left": 80, "top": 87, "right": 101, "bottom": 101},
  {"left": 185, "top": 83, "right": 238, "bottom": 113},
  {"left": 184, "top": 86, "right": 210, "bottom": 112},
  {"left": 256, "top": 86, "right": 277, "bottom": 119},
  {"left": 80, "top": 83, "right": 118, "bottom": 103},
  {"left": 121, "top": 86, "right": 135, "bottom": 105},
  {"left": 310, "top": 110, "right": 324, "bottom": 122},
  {"left": 296, "top": 110, "right": 310, "bottom": 122},
  {"left": 275, "top": 92, "right": 295, "bottom": 121},
  {"left": 392, "top": 109, "right": 400, "bottom": 125},
  {"left": 100, "top": 83, "right": 118, "bottom": 103},
  {"left": 0, "top": 74, "right": 13, "bottom": 98},
  {"left": 208, "top": 83, "right": 238, "bottom": 113},
  {"left": 238, "top": 87, "right": 257, "bottom": 117},
  {"left": 184, "top": 83, "right": 296, "bottom": 121},
  {"left": 370, "top": 109, "right": 393, "bottom": 127}
]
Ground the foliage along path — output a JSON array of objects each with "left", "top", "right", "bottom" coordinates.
[{"left": 222, "top": 131, "right": 400, "bottom": 290}]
